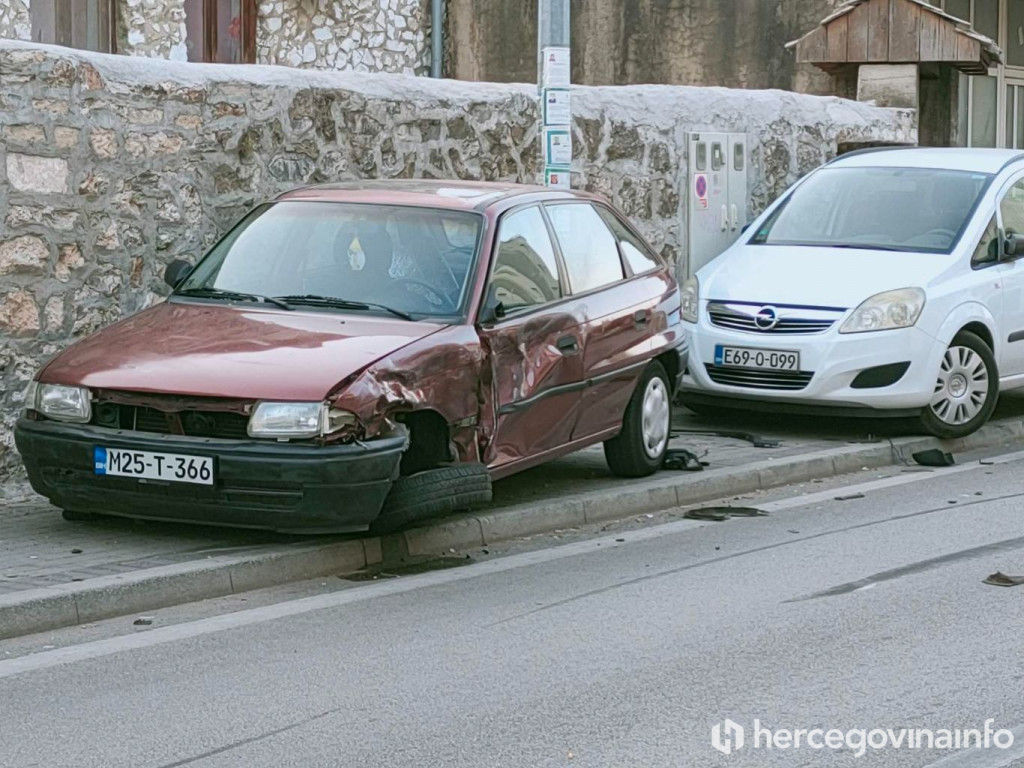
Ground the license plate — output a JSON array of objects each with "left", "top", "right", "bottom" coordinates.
[
  {"left": 94, "top": 446, "right": 214, "bottom": 485},
  {"left": 714, "top": 345, "right": 800, "bottom": 371}
]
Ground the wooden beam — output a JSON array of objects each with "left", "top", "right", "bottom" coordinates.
[
  {"left": 956, "top": 33, "right": 981, "bottom": 63},
  {"left": 889, "top": 0, "right": 921, "bottom": 62},
  {"left": 796, "top": 26, "right": 828, "bottom": 63},
  {"left": 919, "top": 9, "right": 940, "bottom": 60},
  {"left": 827, "top": 14, "right": 850, "bottom": 62},
  {"left": 847, "top": 2, "right": 870, "bottom": 61},
  {"left": 938, "top": 17, "right": 959, "bottom": 59},
  {"left": 867, "top": 0, "right": 891, "bottom": 61}
]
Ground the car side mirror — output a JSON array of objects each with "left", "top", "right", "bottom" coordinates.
[
  {"left": 163, "top": 259, "right": 193, "bottom": 289},
  {"left": 478, "top": 284, "right": 506, "bottom": 325}
]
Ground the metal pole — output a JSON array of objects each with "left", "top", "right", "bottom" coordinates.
[
  {"left": 538, "top": 0, "right": 571, "bottom": 188},
  {"left": 431, "top": 0, "right": 443, "bottom": 78}
]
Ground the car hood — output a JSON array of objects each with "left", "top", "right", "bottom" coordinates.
[
  {"left": 699, "top": 245, "right": 954, "bottom": 309},
  {"left": 40, "top": 301, "right": 446, "bottom": 401}
]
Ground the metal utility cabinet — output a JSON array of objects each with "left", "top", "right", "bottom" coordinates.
[{"left": 687, "top": 132, "right": 748, "bottom": 279}]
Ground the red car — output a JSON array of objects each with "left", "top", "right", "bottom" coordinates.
[{"left": 16, "top": 181, "right": 686, "bottom": 533}]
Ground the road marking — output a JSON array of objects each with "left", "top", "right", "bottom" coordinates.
[
  {"left": 922, "top": 725, "right": 1024, "bottom": 767},
  {"left": 3, "top": 449, "right": 1024, "bottom": 680}
]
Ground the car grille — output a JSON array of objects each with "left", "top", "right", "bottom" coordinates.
[
  {"left": 705, "top": 364, "right": 814, "bottom": 391},
  {"left": 91, "top": 403, "right": 250, "bottom": 440},
  {"left": 707, "top": 302, "right": 841, "bottom": 334}
]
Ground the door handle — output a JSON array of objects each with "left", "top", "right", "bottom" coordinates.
[
  {"left": 730, "top": 204, "right": 739, "bottom": 231},
  {"left": 721, "top": 205, "right": 729, "bottom": 231},
  {"left": 633, "top": 309, "right": 649, "bottom": 328},
  {"left": 556, "top": 336, "right": 579, "bottom": 355}
]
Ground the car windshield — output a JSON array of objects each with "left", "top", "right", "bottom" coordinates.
[
  {"left": 750, "top": 166, "right": 992, "bottom": 254},
  {"left": 176, "top": 202, "right": 483, "bottom": 318}
]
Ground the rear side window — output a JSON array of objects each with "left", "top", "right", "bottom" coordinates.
[
  {"left": 491, "top": 207, "right": 562, "bottom": 312},
  {"left": 597, "top": 207, "right": 661, "bottom": 276},
  {"left": 546, "top": 203, "right": 625, "bottom": 294}
]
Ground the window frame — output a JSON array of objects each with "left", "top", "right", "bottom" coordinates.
[
  {"left": 30, "top": 0, "right": 117, "bottom": 53},
  {"left": 484, "top": 204, "right": 568, "bottom": 318},
  {"left": 184, "top": 0, "right": 258, "bottom": 64}
]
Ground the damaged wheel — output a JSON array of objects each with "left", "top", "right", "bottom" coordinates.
[
  {"left": 371, "top": 464, "right": 493, "bottom": 534},
  {"left": 604, "top": 361, "right": 672, "bottom": 478}
]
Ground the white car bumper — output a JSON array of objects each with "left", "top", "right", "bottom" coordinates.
[{"left": 683, "top": 321, "right": 946, "bottom": 414}]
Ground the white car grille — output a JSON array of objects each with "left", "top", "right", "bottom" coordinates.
[{"left": 707, "top": 302, "right": 843, "bottom": 335}]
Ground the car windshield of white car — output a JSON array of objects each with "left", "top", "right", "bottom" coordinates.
[
  {"left": 749, "top": 167, "right": 992, "bottom": 254},
  {"left": 175, "top": 202, "right": 483, "bottom": 319}
]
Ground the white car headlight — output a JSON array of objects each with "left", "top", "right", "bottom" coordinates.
[
  {"left": 247, "top": 402, "right": 357, "bottom": 439},
  {"left": 31, "top": 382, "right": 92, "bottom": 423},
  {"left": 840, "top": 288, "right": 926, "bottom": 334},
  {"left": 681, "top": 276, "right": 700, "bottom": 323}
]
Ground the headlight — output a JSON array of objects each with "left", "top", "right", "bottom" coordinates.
[
  {"left": 31, "top": 382, "right": 92, "bottom": 423},
  {"left": 839, "top": 288, "right": 926, "bottom": 334},
  {"left": 247, "top": 402, "right": 357, "bottom": 439},
  {"left": 681, "top": 276, "right": 700, "bottom": 323}
]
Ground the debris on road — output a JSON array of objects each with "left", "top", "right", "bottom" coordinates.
[
  {"left": 133, "top": 616, "right": 155, "bottom": 626},
  {"left": 913, "top": 449, "right": 956, "bottom": 467},
  {"left": 662, "top": 448, "right": 707, "bottom": 471},
  {"left": 983, "top": 572, "right": 1024, "bottom": 587},
  {"left": 672, "top": 428, "right": 780, "bottom": 449},
  {"left": 684, "top": 507, "right": 768, "bottom": 522},
  {"left": 835, "top": 493, "right": 866, "bottom": 501}
]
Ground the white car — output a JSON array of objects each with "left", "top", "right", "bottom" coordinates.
[{"left": 682, "top": 147, "right": 1024, "bottom": 438}]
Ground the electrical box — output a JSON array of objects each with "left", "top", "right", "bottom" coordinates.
[{"left": 686, "top": 132, "right": 748, "bottom": 280}]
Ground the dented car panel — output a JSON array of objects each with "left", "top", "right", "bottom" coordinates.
[{"left": 15, "top": 180, "right": 685, "bottom": 533}]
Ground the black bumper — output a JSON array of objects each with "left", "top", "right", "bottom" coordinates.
[{"left": 14, "top": 417, "right": 408, "bottom": 534}]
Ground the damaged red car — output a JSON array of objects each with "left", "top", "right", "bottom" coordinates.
[{"left": 16, "top": 181, "right": 687, "bottom": 533}]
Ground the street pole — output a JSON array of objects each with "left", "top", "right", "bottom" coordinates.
[{"left": 538, "top": 0, "right": 571, "bottom": 189}]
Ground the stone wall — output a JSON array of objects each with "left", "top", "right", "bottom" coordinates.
[
  {"left": 117, "top": 0, "right": 189, "bottom": 61},
  {"left": 0, "top": 40, "right": 914, "bottom": 479},
  {"left": 257, "top": 0, "right": 431, "bottom": 75},
  {"left": 0, "top": 0, "right": 31, "bottom": 41}
]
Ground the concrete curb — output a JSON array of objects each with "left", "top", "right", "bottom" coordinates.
[{"left": 3, "top": 418, "right": 1023, "bottom": 640}]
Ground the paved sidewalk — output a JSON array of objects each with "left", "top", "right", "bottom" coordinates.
[{"left": 3, "top": 394, "right": 1024, "bottom": 637}]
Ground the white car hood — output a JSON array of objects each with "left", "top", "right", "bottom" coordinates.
[{"left": 699, "top": 244, "right": 955, "bottom": 309}]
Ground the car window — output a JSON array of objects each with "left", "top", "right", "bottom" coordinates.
[
  {"left": 1001, "top": 178, "right": 1024, "bottom": 236},
  {"left": 597, "top": 207, "right": 661, "bottom": 276},
  {"left": 546, "top": 203, "right": 625, "bottom": 294},
  {"left": 972, "top": 216, "right": 1000, "bottom": 268},
  {"left": 751, "top": 167, "right": 992, "bottom": 254},
  {"left": 490, "top": 207, "right": 562, "bottom": 312},
  {"left": 177, "top": 202, "right": 483, "bottom": 318}
]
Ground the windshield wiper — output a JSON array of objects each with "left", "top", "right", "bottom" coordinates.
[
  {"left": 274, "top": 295, "right": 415, "bottom": 321},
  {"left": 826, "top": 243, "right": 905, "bottom": 252},
  {"left": 177, "top": 287, "right": 293, "bottom": 311}
]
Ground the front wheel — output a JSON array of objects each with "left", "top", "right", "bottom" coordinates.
[
  {"left": 604, "top": 362, "right": 672, "bottom": 478},
  {"left": 918, "top": 331, "right": 998, "bottom": 439}
]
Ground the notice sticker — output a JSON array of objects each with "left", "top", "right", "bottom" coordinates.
[
  {"left": 543, "top": 88, "right": 571, "bottom": 126},
  {"left": 544, "top": 128, "right": 572, "bottom": 167},
  {"left": 542, "top": 47, "right": 571, "bottom": 88},
  {"left": 545, "top": 168, "right": 571, "bottom": 189},
  {"left": 695, "top": 173, "right": 709, "bottom": 209}
]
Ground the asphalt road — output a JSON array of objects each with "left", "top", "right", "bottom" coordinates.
[{"left": 4, "top": 455, "right": 1024, "bottom": 767}]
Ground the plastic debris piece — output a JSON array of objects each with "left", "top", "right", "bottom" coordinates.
[
  {"left": 984, "top": 572, "right": 1024, "bottom": 587},
  {"left": 70, "top": 548, "right": 83, "bottom": 554},
  {"left": 913, "top": 449, "right": 956, "bottom": 467},
  {"left": 835, "top": 493, "right": 866, "bottom": 501},
  {"left": 133, "top": 616, "right": 154, "bottom": 626},
  {"left": 662, "top": 448, "right": 707, "bottom": 472}
]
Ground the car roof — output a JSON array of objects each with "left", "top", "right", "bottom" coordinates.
[
  {"left": 829, "top": 147, "right": 1024, "bottom": 174},
  {"left": 276, "top": 179, "right": 591, "bottom": 212}
]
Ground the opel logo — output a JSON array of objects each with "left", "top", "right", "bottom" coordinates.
[{"left": 754, "top": 306, "right": 779, "bottom": 330}]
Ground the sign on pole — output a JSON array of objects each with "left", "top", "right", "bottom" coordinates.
[{"left": 539, "top": 0, "right": 571, "bottom": 188}]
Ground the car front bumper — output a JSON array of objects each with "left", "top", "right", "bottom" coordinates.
[
  {"left": 14, "top": 417, "right": 408, "bottom": 534},
  {"left": 682, "top": 321, "right": 946, "bottom": 414}
]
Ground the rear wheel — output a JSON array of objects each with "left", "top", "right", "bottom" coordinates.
[
  {"left": 370, "top": 464, "right": 492, "bottom": 534},
  {"left": 604, "top": 362, "right": 672, "bottom": 478},
  {"left": 918, "top": 331, "right": 998, "bottom": 439}
]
